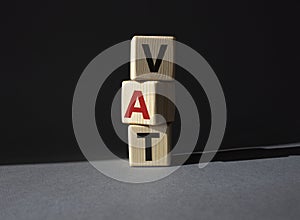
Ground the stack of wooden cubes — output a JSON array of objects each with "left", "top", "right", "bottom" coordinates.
[{"left": 121, "top": 36, "right": 175, "bottom": 166}]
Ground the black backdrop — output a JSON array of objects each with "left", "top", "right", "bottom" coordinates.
[{"left": 1, "top": 0, "right": 300, "bottom": 164}]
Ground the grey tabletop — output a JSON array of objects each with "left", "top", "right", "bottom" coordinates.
[{"left": 0, "top": 156, "right": 299, "bottom": 220}]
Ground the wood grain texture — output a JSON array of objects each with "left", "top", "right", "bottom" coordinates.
[
  {"left": 121, "top": 80, "right": 175, "bottom": 125},
  {"left": 128, "top": 124, "right": 171, "bottom": 166},
  {"left": 130, "top": 36, "right": 175, "bottom": 81}
]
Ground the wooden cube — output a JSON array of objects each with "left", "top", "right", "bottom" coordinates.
[
  {"left": 128, "top": 124, "right": 171, "bottom": 166},
  {"left": 121, "top": 80, "right": 175, "bottom": 125},
  {"left": 131, "top": 36, "right": 175, "bottom": 81}
]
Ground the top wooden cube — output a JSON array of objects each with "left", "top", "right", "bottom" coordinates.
[{"left": 130, "top": 36, "right": 175, "bottom": 81}]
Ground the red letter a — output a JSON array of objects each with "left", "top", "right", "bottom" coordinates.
[{"left": 124, "top": 90, "right": 150, "bottom": 119}]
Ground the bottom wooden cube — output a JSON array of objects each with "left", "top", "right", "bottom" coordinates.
[{"left": 128, "top": 124, "right": 171, "bottom": 166}]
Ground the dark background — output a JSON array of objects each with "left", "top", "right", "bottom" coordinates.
[{"left": 1, "top": 0, "right": 300, "bottom": 164}]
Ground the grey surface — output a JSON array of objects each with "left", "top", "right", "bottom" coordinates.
[{"left": 0, "top": 157, "right": 299, "bottom": 220}]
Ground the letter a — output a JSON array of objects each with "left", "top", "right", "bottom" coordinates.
[{"left": 124, "top": 90, "right": 150, "bottom": 119}]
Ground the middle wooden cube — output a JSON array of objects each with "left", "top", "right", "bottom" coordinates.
[{"left": 121, "top": 80, "right": 175, "bottom": 125}]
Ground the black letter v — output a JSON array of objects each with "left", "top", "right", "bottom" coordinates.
[{"left": 142, "top": 44, "right": 167, "bottom": 72}]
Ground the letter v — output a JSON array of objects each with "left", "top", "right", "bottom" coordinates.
[{"left": 142, "top": 44, "right": 167, "bottom": 72}]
